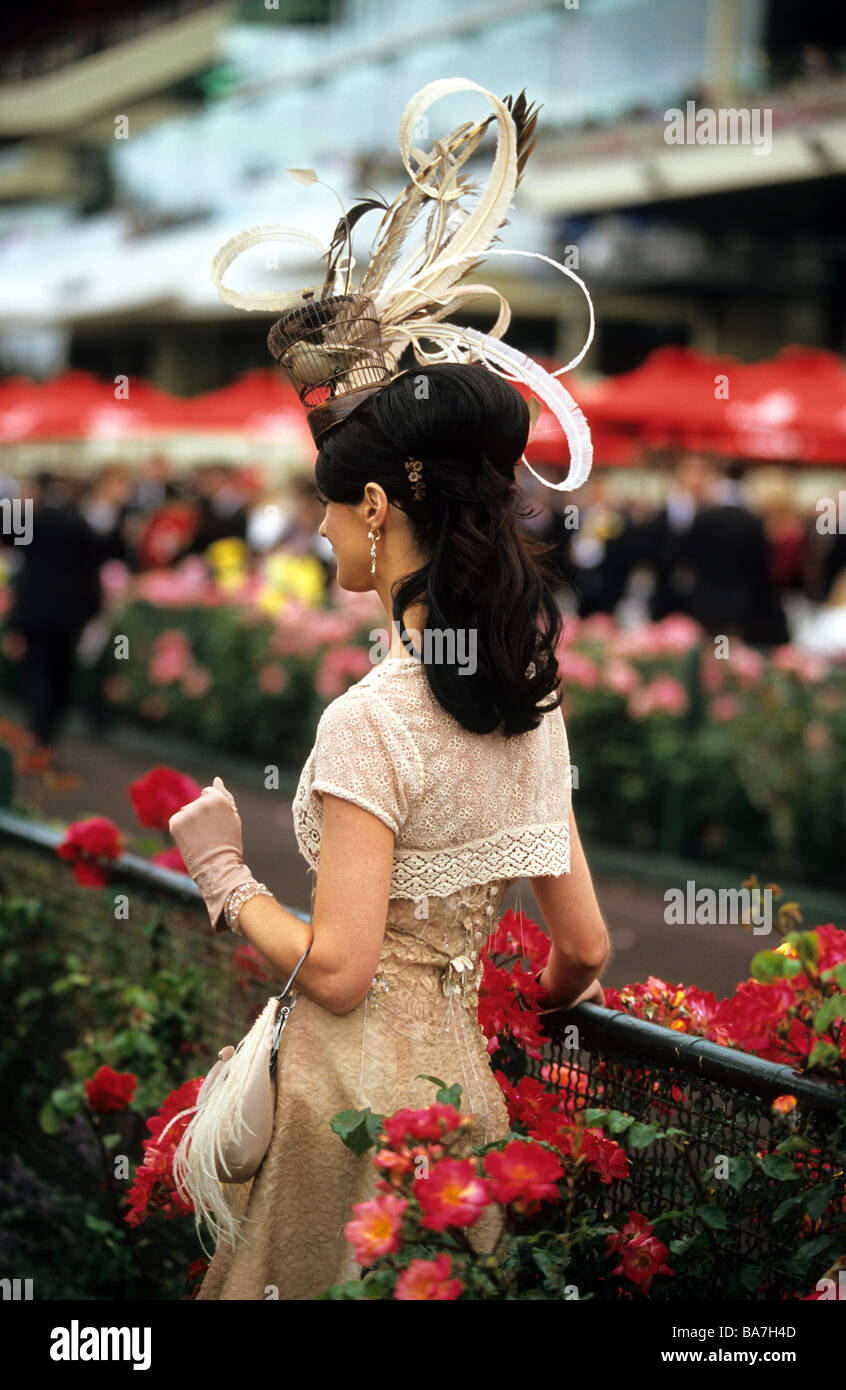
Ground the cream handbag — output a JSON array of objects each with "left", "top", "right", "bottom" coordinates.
[{"left": 172, "top": 944, "right": 311, "bottom": 1249}]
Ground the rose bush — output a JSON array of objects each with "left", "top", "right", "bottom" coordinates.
[{"left": 553, "top": 614, "right": 846, "bottom": 889}]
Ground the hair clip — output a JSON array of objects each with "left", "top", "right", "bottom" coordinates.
[{"left": 404, "top": 457, "right": 426, "bottom": 502}]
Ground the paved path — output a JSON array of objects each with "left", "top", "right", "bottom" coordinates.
[{"left": 13, "top": 728, "right": 769, "bottom": 1001}]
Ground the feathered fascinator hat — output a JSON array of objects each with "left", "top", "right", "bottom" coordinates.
[{"left": 211, "top": 77, "right": 594, "bottom": 492}]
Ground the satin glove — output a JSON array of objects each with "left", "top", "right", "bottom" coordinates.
[{"left": 169, "top": 776, "right": 254, "bottom": 932}]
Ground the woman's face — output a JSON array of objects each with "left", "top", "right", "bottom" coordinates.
[{"left": 318, "top": 496, "right": 373, "bottom": 592}]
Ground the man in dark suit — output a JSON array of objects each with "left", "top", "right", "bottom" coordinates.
[
  {"left": 5, "top": 473, "right": 106, "bottom": 751},
  {"left": 684, "top": 461, "right": 788, "bottom": 646},
  {"left": 555, "top": 477, "right": 637, "bottom": 617},
  {"left": 634, "top": 453, "right": 706, "bottom": 621},
  {"left": 185, "top": 465, "right": 249, "bottom": 556}
]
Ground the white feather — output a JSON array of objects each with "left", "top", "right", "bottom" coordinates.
[
  {"left": 405, "top": 323, "right": 593, "bottom": 493},
  {"left": 172, "top": 997, "right": 278, "bottom": 1255},
  {"left": 377, "top": 78, "right": 518, "bottom": 330},
  {"left": 211, "top": 225, "right": 335, "bottom": 311}
]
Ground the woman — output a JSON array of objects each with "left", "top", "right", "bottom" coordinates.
[{"left": 170, "top": 361, "right": 610, "bottom": 1299}]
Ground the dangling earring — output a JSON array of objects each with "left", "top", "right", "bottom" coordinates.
[{"left": 368, "top": 525, "right": 381, "bottom": 576}]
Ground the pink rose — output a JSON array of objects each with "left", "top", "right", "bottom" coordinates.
[
  {"left": 258, "top": 663, "right": 289, "bottom": 696},
  {"left": 709, "top": 694, "right": 741, "bottom": 722},
  {"left": 627, "top": 676, "right": 688, "bottom": 718},
  {"left": 729, "top": 644, "right": 765, "bottom": 687},
  {"left": 556, "top": 650, "right": 601, "bottom": 689},
  {"left": 604, "top": 660, "right": 639, "bottom": 696},
  {"left": 181, "top": 666, "right": 213, "bottom": 698}
]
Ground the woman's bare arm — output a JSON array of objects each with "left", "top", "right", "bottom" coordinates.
[
  {"left": 530, "top": 803, "right": 611, "bottom": 1006},
  {"left": 236, "top": 792, "right": 394, "bottom": 1015}
]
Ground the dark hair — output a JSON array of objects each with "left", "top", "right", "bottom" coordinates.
[{"left": 315, "top": 362, "right": 564, "bottom": 736}]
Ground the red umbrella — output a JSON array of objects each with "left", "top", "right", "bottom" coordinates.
[
  {"left": 84, "top": 377, "right": 188, "bottom": 438},
  {"left": 0, "top": 375, "right": 44, "bottom": 442},
  {"left": 718, "top": 347, "right": 846, "bottom": 463},
  {"left": 586, "top": 344, "right": 846, "bottom": 464},
  {"left": 181, "top": 370, "right": 307, "bottom": 439},
  {"left": 16, "top": 370, "right": 110, "bottom": 439},
  {"left": 586, "top": 346, "right": 741, "bottom": 449},
  {"left": 0, "top": 370, "right": 307, "bottom": 444},
  {"left": 509, "top": 363, "right": 640, "bottom": 470}
]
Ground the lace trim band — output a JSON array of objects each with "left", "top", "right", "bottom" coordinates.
[{"left": 294, "top": 805, "right": 570, "bottom": 899}]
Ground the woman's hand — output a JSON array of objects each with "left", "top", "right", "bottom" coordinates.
[
  {"left": 570, "top": 977, "right": 605, "bottom": 1008},
  {"left": 537, "top": 968, "right": 605, "bottom": 1009},
  {"left": 169, "top": 776, "right": 254, "bottom": 932}
]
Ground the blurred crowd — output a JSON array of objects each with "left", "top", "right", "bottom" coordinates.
[
  {"left": 527, "top": 454, "right": 846, "bottom": 650},
  {"left": 2, "top": 452, "right": 846, "bottom": 753},
  {"left": 0, "top": 459, "right": 334, "bottom": 750}
]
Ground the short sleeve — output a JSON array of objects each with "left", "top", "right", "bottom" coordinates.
[{"left": 309, "top": 689, "right": 423, "bottom": 835}]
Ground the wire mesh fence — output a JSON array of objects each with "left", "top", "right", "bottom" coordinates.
[{"left": 532, "top": 1005, "right": 845, "bottom": 1297}]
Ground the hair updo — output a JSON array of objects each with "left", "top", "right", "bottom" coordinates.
[{"left": 314, "top": 362, "right": 564, "bottom": 736}]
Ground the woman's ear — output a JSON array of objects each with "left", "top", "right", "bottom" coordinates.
[{"left": 363, "top": 482, "right": 389, "bottom": 527}]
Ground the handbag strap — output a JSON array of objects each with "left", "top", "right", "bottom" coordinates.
[
  {"left": 268, "top": 940, "right": 313, "bottom": 1078},
  {"left": 274, "top": 941, "right": 312, "bottom": 1004}
]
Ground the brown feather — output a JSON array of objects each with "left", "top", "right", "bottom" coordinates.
[
  {"left": 320, "top": 195, "right": 390, "bottom": 298},
  {"left": 362, "top": 117, "right": 496, "bottom": 296},
  {"left": 503, "top": 89, "right": 542, "bottom": 191}
]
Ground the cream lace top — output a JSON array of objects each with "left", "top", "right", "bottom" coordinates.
[{"left": 292, "top": 655, "right": 572, "bottom": 899}]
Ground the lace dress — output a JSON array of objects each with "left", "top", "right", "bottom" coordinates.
[{"left": 196, "top": 655, "right": 573, "bottom": 1300}]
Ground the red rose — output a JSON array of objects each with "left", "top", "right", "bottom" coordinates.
[
  {"left": 151, "top": 846, "right": 188, "bottom": 874},
  {"left": 129, "top": 766, "right": 202, "bottom": 830},
  {"left": 56, "top": 816, "right": 123, "bottom": 887},
  {"left": 125, "top": 1077, "right": 203, "bottom": 1227},
  {"left": 382, "top": 1103, "right": 463, "bottom": 1148},
  {"left": 484, "top": 1139, "right": 564, "bottom": 1212},
  {"left": 711, "top": 979, "right": 795, "bottom": 1054},
  {"left": 85, "top": 1065, "right": 137, "bottom": 1113}
]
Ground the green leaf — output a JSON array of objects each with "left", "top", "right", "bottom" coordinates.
[
  {"left": 329, "top": 1107, "right": 384, "bottom": 1155},
  {"left": 84, "top": 1214, "right": 115, "bottom": 1236},
  {"left": 669, "top": 1235, "right": 696, "bottom": 1257},
  {"left": 650, "top": 1209, "right": 689, "bottom": 1226},
  {"left": 727, "top": 1155, "right": 753, "bottom": 1192},
  {"left": 807, "top": 1040, "right": 841, "bottom": 1069},
  {"left": 39, "top": 1101, "right": 62, "bottom": 1134},
  {"left": 773, "top": 1193, "right": 803, "bottom": 1221},
  {"left": 759, "top": 1153, "right": 799, "bottom": 1181},
  {"left": 803, "top": 1183, "right": 836, "bottom": 1222},
  {"left": 532, "top": 1248, "right": 564, "bottom": 1287},
  {"left": 627, "top": 1121, "right": 660, "bottom": 1150},
  {"left": 415, "top": 1074, "right": 462, "bottom": 1108},
  {"left": 788, "top": 1232, "right": 837, "bottom": 1274},
  {"left": 697, "top": 1204, "right": 730, "bottom": 1231},
  {"left": 51, "top": 1087, "right": 82, "bottom": 1116},
  {"left": 51, "top": 972, "right": 92, "bottom": 994},
  {"left": 774, "top": 1136, "right": 807, "bottom": 1154},
  {"left": 797, "top": 932, "right": 819, "bottom": 971},
  {"left": 415, "top": 1074, "right": 447, "bottom": 1091},
  {"left": 812, "top": 995, "right": 846, "bottom": 1033},
  {"left": 751, "top": 950, "right": 801, "bottom": 983},
  {"left": 739, "top": 1264, "right": 764, "bottom": 1294},
  {"left": 822, "top": 961, "right": 846, "bottom": 990},
  {"left": 605, "top": 1111, "right": 635, "bottom": 1137}
]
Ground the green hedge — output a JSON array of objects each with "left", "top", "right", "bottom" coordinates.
[{"left": 0, "top": 840, "right": 263, "bottom": 1299}]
